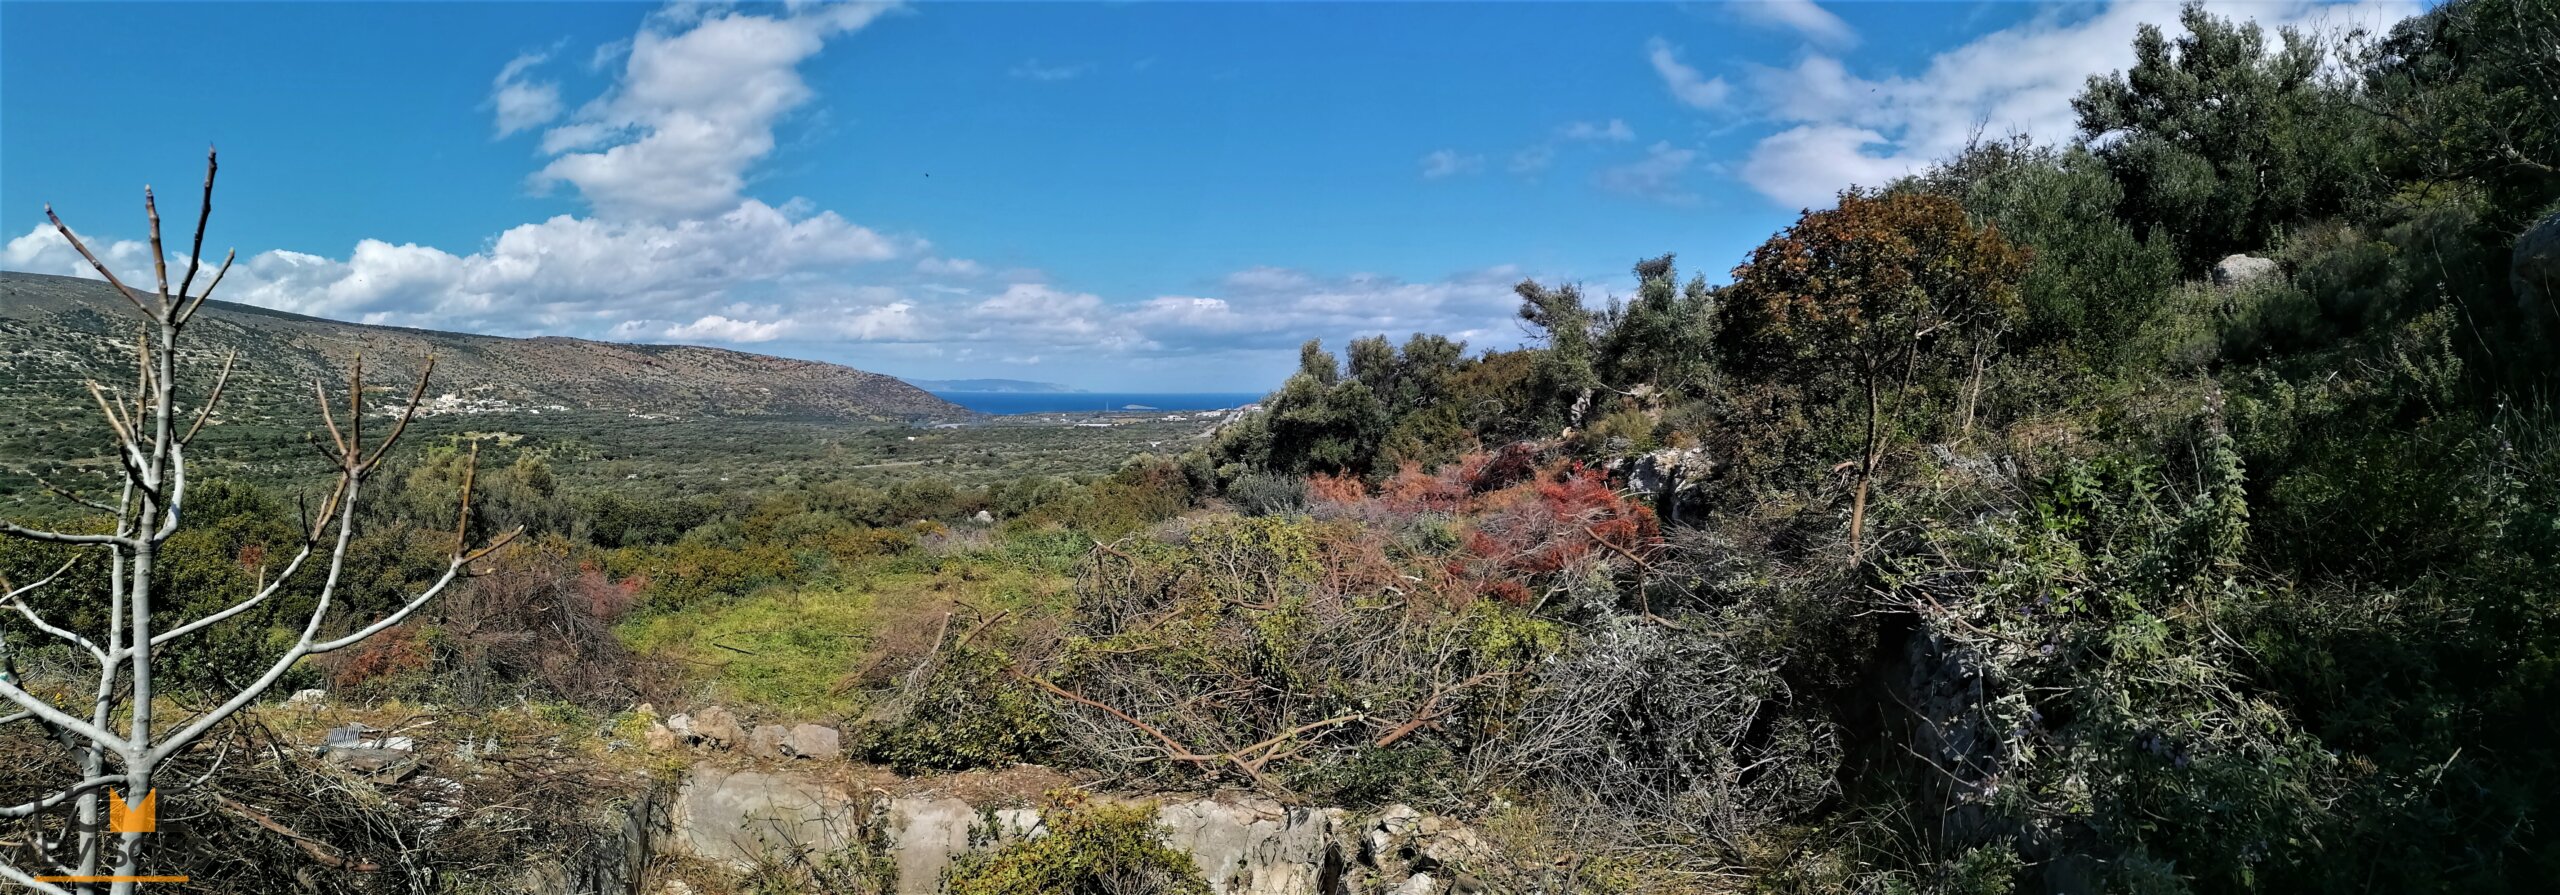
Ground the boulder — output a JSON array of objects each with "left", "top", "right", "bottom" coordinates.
[
  {"left": 690, "top": 706, "right": 744, "bottom": 750},
  {"left": 747, "top": 725, "right": 790, "bottom": 760},
  {"left": 284, "top": 688, "right": 328, "bottom": 708},
  {"left": 782, "top": 724, "right": 841, "bottom": 761},
  {"left": 667, "top": 767, "right": 862, "bottom": 872},
  {"left": 2212, "top": 253, "right": 2280, "bottom": 288},
  {"left": 2515, "top": 213, "right": 2559, "bottom": 319},
  {"left": 884, "top": 795, "right": 981, "bottom": 895},
  {"left": 1154, "top": 797, "right": 1340, "bottom": 895}
]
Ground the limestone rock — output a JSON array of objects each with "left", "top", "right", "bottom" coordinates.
[
  {"left": 972, "top": 509, "right": 996, "bottom": 525},
  {"left": 884, "top": 795, "right": 979, "bottom": 895},
  {"left": 690, "top": 706, "right": 744, "bottom": 750},
  {"left": 644, "top": 722, "right": 677, "bottom": 752},
  {"left": 1155, "top": 797, "right": 1339, "bottom": 895},
  {"left": 2212, "top": 253, "right": 2280, "bottom": 288},
  {"left": 747, "top": 725, "right": 790, "bottom": 759},
  {"left": 664, "top": 712, "right": 693, "bottom": 740},
  {"left": 284, "top": 688, "right": 327, "bottom": 708},
  {"left": 667, "top": 766, "right": 862, "bottom": 872},
  {"left": 782, "top": 724, "right": 841, "bottom": 761}
]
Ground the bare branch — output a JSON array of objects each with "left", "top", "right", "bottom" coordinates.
[
  {"left": 151, "top": 545, "right": 314, "bottom": 648},
  {"left": 450, "top": 439, "right": 479, "bottom": 554},
  {"left": 0, "top": 520, "right": 130, "bottom": 547},
  {"left": 180, "top": 350, "right": 237, "bottom": 444},
  {"left": 0, "top": 858, "right": 75, "bottom": 895},
  {"left": 177, "top": 248, "right": 234, "bottom": 326},
  {"left": 311, "top": 379, "right": 348, "bottom": 461},
  {"left": 144, "top": 184, "right": 171, "bottom": 315},
  {"left": 174, "top": 147, "right": 217, "bottom": 305},
  {"left": 0, "top": 681, "right": 130, "bottom": 755},
  {"left": 0, "top": 776, "right": 123, "bottom": 819},
  {"left": 361, "top": 356, "right": 437, "bottom": 471},
  {"left": 43, "top": 204, "right": 146, "bottom": 315}
]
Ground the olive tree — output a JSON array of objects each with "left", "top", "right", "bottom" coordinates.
[{"left": 0, "top": 151, "right": 516, "bottom": 895}]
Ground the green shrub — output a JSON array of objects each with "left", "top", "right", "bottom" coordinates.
[
  {"left": 944, "top": 795, "right": 1210, "bottom": 895},
  {"left": 858, "top": 647, "right": 1058, "bottom": 773}
]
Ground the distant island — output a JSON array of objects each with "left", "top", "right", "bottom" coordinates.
[{"left": 902, "top": 378, "right": 1087, "bottom": 393}]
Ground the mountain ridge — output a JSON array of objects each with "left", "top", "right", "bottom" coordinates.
[{"left": 0, "top": 271, "right": 969, "bottom": 423}]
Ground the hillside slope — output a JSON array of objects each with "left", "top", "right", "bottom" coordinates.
[{"left": 0, "top": 271, "right": 966, "bottom": 423}]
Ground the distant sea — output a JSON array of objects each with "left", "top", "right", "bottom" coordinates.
[{"left": 931, "top": 391, "right": 1266, "bottom": 415}]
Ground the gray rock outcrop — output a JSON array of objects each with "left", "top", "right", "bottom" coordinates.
[
  {"left": 783, "top": 724, "right": 842, "bottom": 761},
  {"left": 2212, "top": 253, "right": 2281, "bottom": 288}
]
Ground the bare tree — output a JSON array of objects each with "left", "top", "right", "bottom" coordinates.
[{"left": 0, "top": 150, "right": 517, "bottom": 894}]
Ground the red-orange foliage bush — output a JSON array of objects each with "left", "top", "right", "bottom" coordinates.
[
  {"left": 1305, "top": 472, "right": 1369, "bottom": 505},
  {"left": 1463, "top": 462, "right": 1659, "bottom": 581}
]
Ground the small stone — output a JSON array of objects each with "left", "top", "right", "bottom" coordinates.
[
  {"left": 645, "top": 722, "right": 677, "bottom": 752},
  {"left": 748, "top": 724, "right": 790, "bottom": 759},
  {"left": 284, "top": 688, "right": 328, "bottom": 708},
  {"left": 691, "top": 706, "right": 744, "bottom": 749},
  {"left": 972, "top": 510, "right": 995, "bottom": 525},
  {"left": 782, "top": 724, "right": 841, "bottom": 761},
  {"left": 325, "top": 745, "right": 418, "bottom": 781},
  {"left": 665, "top": 713, "right": 693, "bottom": 739},
  {"left": 324, "top": 723, "right": 378, "bottom": 747}
]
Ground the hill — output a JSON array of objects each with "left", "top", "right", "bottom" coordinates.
[{"left": 0, "top": 271, "right": 967, "bottom": 423}]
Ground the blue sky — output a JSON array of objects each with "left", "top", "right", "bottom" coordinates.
[{"left": 2, "top": 1, "right": 2417, "bottom": 391}]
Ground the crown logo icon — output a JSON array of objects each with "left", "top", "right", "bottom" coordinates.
[{"left": 107, "top": 789, "right": 157, "bottom": 834}]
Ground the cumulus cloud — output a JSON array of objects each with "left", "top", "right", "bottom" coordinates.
[
  {"left": 1594, "top": 142, "right": 1702, "bottom": 205},
  {"left": 490, "top": 51, "right": 564, "bottom": 137},
  {"left": 1647, "top": 38, "right": 1731, "bottom": 110},
  {"left": 533, "top": 2, "right": 895, "bottom": 220},
  {"left": 1733, "top": 0, "right": 1859, "bottom": 48},
  {"left": 1731, "top": 0, "right": 2421, "bottom": 208},
  {"left": 1419, "top": 149, "right": 1485, "bottom": 179},
  {"left": 10, "top": 0, "right": 1545, "bottom": 387},
  {"left": 665, "top": 314, "right": 792, "bottom": 342}
]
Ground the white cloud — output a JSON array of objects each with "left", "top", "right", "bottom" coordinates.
[
  {"left": 1647, "top": 38, "right": 1731, "bottom": 110},
  {"left": 1419, "top": 149, "right": 1485, "bottom": 179},
  {"left": 1009, "top": 59, "right": 1091, "bottom": 81},
  {"left": 1732, "top": 0, "right": 2422, "bottom": 208},
  {"left": 532, "top": 2, "right": 895, "bottom": 220},
  {"left": 1559, "top": 119, "right": 1635, "bottom": 142},
  {"left": 491, "top": 51, "right": 564, "bottom": 137},
  {"left": 1734, "top": 0, "right": 1859, "bottom": 49},
  {"left": 1594, "top": 142, "right": 1702, "bottom": 205},
  {"left": 665, "top": 314, "right": 792, "bottom": 342}
]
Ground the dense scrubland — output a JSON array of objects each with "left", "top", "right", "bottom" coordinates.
[{"left": 5, "top": 1, "right": 2559, "bottom": 892}]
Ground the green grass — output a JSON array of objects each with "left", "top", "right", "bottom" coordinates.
[{"left": 617, "top": 545, "right": 1074, "bottom": 719}]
